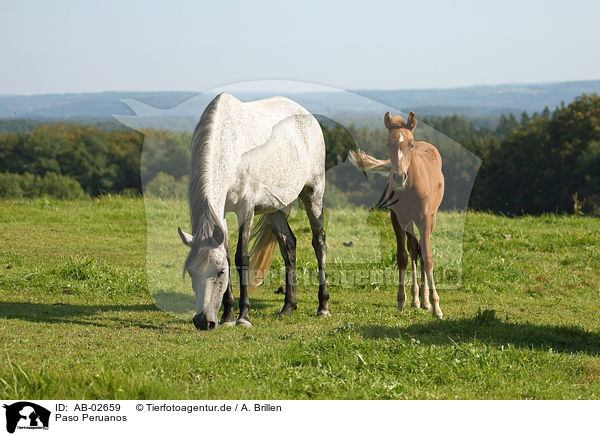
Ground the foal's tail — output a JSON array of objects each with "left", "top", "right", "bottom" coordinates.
[
  {"left": 348, "top": 149, "right": 392, "bottom": 174},
  {"left": 248, "top": 215, "right": 278, "bottom": 295},
  {"left": 348, "top": 150, "right": 398, "bottom": 209}
]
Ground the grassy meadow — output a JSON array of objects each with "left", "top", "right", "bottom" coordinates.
[{"left": 1, "top": 196, "right": 599, "bottom": 399}]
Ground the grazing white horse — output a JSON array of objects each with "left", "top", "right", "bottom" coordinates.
[{"left": 178, "top": 93, "right": 329, "bottom": 330}]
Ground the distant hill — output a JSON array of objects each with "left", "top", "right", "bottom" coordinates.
[{"left": 1, "top": 80, "right": 599, "bottom": 129}]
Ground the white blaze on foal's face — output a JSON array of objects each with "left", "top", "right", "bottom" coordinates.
[{"left": 397, "top": 134, "right": 404, "bottom": 168}]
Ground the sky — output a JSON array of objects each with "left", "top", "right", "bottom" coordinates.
[{"left": 1, "top": 0, "right": 599, "bottom": 95}]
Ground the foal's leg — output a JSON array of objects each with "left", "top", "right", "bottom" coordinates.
[
  {"left": 420, "top": 255, "right": 429, "bottom": 310},
  {"left": 418, "top": 216, "right": 443, "bottom": 319},
  {"left": 300, "top": 187, "right": 329, "bottom": 317},
  {"left": 235, "top": 211, "right": 254, "bottom": 327},
  {"left": 269, "top": 212, "right": 298, "bottom": 315},
  {"left": 407, "top": 230, "right": 425, "bottom": 309},
  {"left": 391, "top": 211, "right": 408, "bottom": 310}
]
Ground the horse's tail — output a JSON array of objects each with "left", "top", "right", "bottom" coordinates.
[
  {"left": 248, "top": 215, "right": 278, "bottom": 295},
  {"left": 348, "top": 149, "right": 392, "bottom": 174}
]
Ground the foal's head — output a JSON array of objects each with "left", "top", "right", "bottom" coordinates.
[{"left": 384, "top": 111, "right": 417, "bottom": 190}]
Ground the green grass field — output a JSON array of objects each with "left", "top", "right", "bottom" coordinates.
[{"left": 1, "top": 196, "right": 599, "bottom": 399}]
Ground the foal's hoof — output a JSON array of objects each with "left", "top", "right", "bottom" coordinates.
[
  {"left": 317, "top": 309, "right": 330, "bottom": 317},
  {"left": 422, "top": 304, "right": 432, "bottom": 311},
  {"left": 434, "top": 311, "right": 443, "bottom": 319},
  {"left": 397, "top": 302, "right": 405, "bottom": 311},
  {"left": 220, "top": 320, "right": 235, "bottom": 327},
  {"left": 236, "top": 318, "right": 253, "bottom": 328},
  {"left": 411, "top": 301, "right": 421, "bottom": 309}
]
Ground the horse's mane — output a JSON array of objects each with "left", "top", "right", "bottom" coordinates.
[
  {"left": 189, "top": 94, "right": 224, "bottom": 235},
  {"left": 183, "top": 95, "right": 228, "bottom": 276}
]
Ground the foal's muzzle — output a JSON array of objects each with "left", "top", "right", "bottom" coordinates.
[
  {"left": 392, "top": 171, "right": 408, "bottom": 186},
  {"left": 193, "top": 312, "right": 217, "bottom": 330}
]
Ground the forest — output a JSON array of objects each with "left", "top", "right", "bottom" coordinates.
[{"left": 0, "top": 93, "right": 599, "bottom": 215}]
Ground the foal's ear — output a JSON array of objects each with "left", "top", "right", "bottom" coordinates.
[
  {"left": 384, "top": 112, "right": 393, "bottom": 129},
  {"left": 178, "top": 227, "right": 193, "bottom": 247},
  {"left": 406, "top": 112, "right": 417, "bottom": 131}
]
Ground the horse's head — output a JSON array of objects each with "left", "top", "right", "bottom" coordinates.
[
  {"left": 384, "top": 111, "right": 417, "bottom": 190},
  {"left": 178, "top": 225, "right": 228, "bottom": 330}
]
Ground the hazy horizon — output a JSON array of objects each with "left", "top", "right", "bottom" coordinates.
[{"left": 0, "top": 78, "right": 599, "bottom": 98}]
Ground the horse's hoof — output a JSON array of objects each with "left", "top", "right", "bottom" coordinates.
[
  {"left": 236, "top": 318, "right": 253, "bottom": 328},
  {"left": 422, "top": 304, "right": 432, "bottom": 311},
  {"left": 279, "top": 304, "right": 297, "bottom": 316},
  {"left": 434, "top": 311, "right": 443, "bottom": 319},
  {"left": 317, "top": 309, "right": 330, "bottom": 317},
  {"left": 397, "top": 303, "right": 405, "bottom": 311},
  {"left": 220, "top": 320, "right": 235, "bottom": 327},
  {"left": 411, "top": 301, "right": 421, "bottom": 309}
]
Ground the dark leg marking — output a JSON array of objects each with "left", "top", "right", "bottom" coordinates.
[{"left": 235, "top": 215, "right": 253, "bottom": 327}]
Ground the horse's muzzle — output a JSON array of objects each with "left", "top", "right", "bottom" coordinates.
[
  {"left": 193, "top": 312, "right": 218, "bottom": 330},
  {"left": 392, "top": 171, "right": 408, "bottom": 188}
]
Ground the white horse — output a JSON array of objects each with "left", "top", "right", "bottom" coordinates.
[{"left": 178, "top": 93, "right": 329, "bottom": 330}]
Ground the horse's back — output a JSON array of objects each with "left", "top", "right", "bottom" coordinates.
[{"left": 208, "top": 94, "right": 325, "bottom": 211}]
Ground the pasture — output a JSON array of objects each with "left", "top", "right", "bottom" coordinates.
[{"left": 1, "top": 196, "right": 599, "bottom": 399}]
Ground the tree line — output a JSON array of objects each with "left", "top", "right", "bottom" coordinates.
[{"left": 0, "top": 93, "right": 598, "bottom": 215}]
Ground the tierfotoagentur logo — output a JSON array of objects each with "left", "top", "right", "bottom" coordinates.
[{"left": 2, "top": 402, "right": 50, "bottom": 434}]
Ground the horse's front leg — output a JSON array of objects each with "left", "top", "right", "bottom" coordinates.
[
  {"left": 391, "top": 211, "right": 409, "bottom": 310},
  {"left": 220, "top": 248, "right": 236, "bottom": 326},
  {"left": 407, "top": 230, "right": 426, "bottom": 310},
  {"left": 235, "top": 212, "right": 254, "bottom": 327},
  {"left": 418, "top": 216, "right": 443, "bottom": 319}
]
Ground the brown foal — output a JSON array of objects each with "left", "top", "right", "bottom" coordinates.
[{"left": 350, "top": 111, "right": 445, "bottom": 318}]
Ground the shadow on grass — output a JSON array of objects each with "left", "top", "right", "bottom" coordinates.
[
  {"left": 152, "top": 291, "right": 271, "bottom": 314},
  {"left": 0, "top": 293, "right": 275, "bottom": 329},
  {"left": 359, "top": 311, "right": 600, "bottom": 355},
  {"left": 0, "top": 301, "right": 165, "bottom": 329}
]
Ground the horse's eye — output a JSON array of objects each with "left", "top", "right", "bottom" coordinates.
[{"left": 410, "top": 142, "right": 415, "bottom": 149}]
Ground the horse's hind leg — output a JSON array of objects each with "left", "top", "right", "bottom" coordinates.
[
  {"left": 268, "top": 211, "right": 298, "bottom": 315},
  {"left": 300, "top": 186, "right": 329, "bottom": 317},
  {"left": 391, "top": 211, "right": 409, "bottom": 310},
  {"left": 407, "top": 230, "right": 427, "bottom": 310}
]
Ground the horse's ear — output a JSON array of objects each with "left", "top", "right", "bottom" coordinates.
[
  {"left": 178, "top": 227, "right": 193, "bottom": 247},
  {"left": 211, "top": 225, "right": 224, "bottom": 246},
  {"left": 406, "top": 112, "right": 417, "bottom": 131},
  {"left": 384, "top": 112, "right": 393, "bottom": 129}
]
